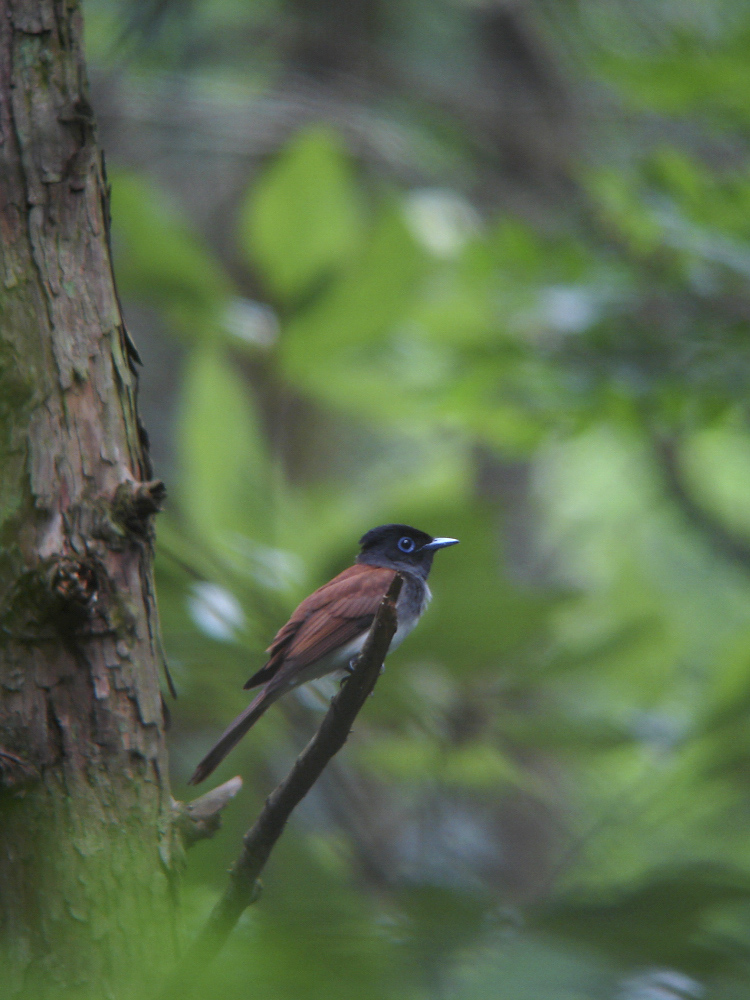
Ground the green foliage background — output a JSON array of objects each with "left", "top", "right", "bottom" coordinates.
[{"left": 85, "top": 2, "right": 750, "bottom": 996}]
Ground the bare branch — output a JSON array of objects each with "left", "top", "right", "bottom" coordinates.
[
  {"left": 173, "top": 776, "right": 244, "bottom": 848},
  {"left": 170, "top": 572, "right": 403, "bottom": 981}
]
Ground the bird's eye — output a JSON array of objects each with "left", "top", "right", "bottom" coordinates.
[{"left": 398, "top": 536, "right": 416, "bottom": 553}]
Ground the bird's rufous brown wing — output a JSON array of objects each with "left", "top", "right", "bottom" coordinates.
[{"left": 243, "top": 564, "right": 396, "bottom": 690}]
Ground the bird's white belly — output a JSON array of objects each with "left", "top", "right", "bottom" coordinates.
[{"left": 300, "top": 582, "right": 431, "bottom": 689}]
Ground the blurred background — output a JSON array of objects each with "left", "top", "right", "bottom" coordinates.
[{"left": 84, "top": 1, "right": 750, "bottom": 996}]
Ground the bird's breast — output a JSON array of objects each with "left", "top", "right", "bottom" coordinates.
[
  {"left": 391, "top": 575, "right": 431, "bottom": 650},
  {"left": 302, "top": 573, "right": 431, "bottom": 688}
]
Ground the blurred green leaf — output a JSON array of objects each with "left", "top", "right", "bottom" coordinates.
[
  {"left": 110, "top": 171, "right": 231, "bottom": 337},
  {"left": 179, "top": 344, "right": 272, "bottom": 550},
  {"left": 594, "top": 21, "right": 750, "bottom": 125},
  {"left": 359, "top": 734, "right": 528, "bottom": 790},
  {"left": 536, "top": 863, "right": 750, "bottom": 974},
  {"left": 277, "top": 200, "right": 430, "bottom": 420},
  {"left": 241, "top": 125, "right": 364, "bottom": 301}
]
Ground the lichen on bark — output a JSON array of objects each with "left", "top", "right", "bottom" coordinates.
[{"left": 0, "top": 2, "right": 178, "bottom": 994}]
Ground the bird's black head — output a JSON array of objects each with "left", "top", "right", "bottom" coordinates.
[{"left": 356, "top": 524, "right": 459, "bottom": 578}]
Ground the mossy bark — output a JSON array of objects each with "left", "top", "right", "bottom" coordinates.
[{"left": 0, "top": 2, "right": 178, "bottom": 995}]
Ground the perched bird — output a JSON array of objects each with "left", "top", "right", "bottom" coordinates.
[{"left": 189, "top": 524, "right": 458, "bottom": 784}]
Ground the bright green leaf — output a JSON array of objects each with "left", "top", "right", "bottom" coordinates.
[
  {"left": 241, "top": 125, "right": 364, "bottom": 300},
  {"left": 110, "top": 171, "right": 231, "bottom": 337},
  {"left": 179, "top": 345, "right": 271, "bottom": 550}
]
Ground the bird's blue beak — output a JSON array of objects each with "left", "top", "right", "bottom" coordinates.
[{"left": 422, "top": 537, "right": 460, "bottom": 551}]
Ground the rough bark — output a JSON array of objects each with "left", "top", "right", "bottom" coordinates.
[{"left": 0, "top": 2, "right": 177, "bottom": 995}]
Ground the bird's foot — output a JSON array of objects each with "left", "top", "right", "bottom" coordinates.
[{"left": 338, "top": 658, "right": 358, "bottom": 688}]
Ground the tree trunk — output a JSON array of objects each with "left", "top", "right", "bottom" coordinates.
[{"left": 0, "top": 2, "right": 177, "bottom": 995}]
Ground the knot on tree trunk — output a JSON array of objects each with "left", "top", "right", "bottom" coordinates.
[
  {"left": 1, "top": 555, "right": 104, "bottom": 640},
  {"left": 43, "top": 557, "right": 99, "bottom": 623},
  {"left": 112, "top": 479, "right": 166, "bottom": 537}
]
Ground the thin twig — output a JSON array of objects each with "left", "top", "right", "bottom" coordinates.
[{"left": 168, "top": 572, "right": 403, "bottom": 984}]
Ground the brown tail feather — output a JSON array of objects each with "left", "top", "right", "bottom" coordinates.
[{"left": 188, "top": 685, "right": 281, "bottom": 785}]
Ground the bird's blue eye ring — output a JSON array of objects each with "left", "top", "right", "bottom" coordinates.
[{"left": 398, "top": 536, "right": 416, "bottom": 553}]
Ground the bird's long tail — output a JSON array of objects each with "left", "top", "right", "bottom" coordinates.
[{"left": 188, "top": 684, "right": 282, "bottom": 785}]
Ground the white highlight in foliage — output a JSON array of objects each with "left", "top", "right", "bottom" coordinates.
[
  {"left": 188, "top": 581, "right": 245, "bottom": 642},
  {"left": 230, "top": 536, "right": 304, "bottom": 591},
  {"left": 223, "top": 297, "right": 279, "bottom": 348},
  {"left": 538, "top": 285, "right": 599, "bottom": 334},
  {"left": 404, "top": 188, "right": 480, "bottom": 257},
  {"left": 617, "top": 968, "right": 704, "bottom": 1000}
]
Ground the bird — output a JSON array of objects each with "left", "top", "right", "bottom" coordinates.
[{"left": 188, "top": 524, "right": 459, "bottom": 784}]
